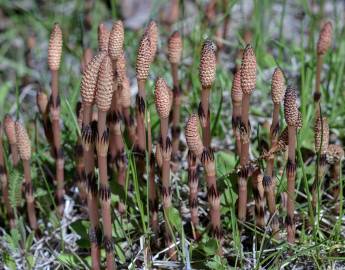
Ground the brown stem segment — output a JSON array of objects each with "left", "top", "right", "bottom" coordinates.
[
  {"left": 232, "top": 103, "right": 241, "bottom": 156},
  {"left": 286, "top": 126, "right": 296, "bottom": 244},
  {"left": 200, "top": 87, "right": 211, "bottom": 147},
  {"left": 149, "top": 153, "right": 159, "bottom": 238},
  {"left": 50, "top": 69, "right": 65, "bottom": 216},
  {"left": 10, "top": 143, "right": 19, "bottom": 167},
  {"left": 187, "top": 151, "right": 199, "bottom": 239},
  {"left": 314, "top": 55, "right": 323, "bottom": 116},
  {"left": 238, "top": 93, "right": 251, "bottom": 222},
  {"left": 312, "top": 154, "right": 327, "bottom": 208},
  {"left": 330, "top": 161, "right": 341, "bottom": 214},
  {"left": 201, "top": 149, "right": 222, "bottom": 253},
  {"left": 23, "top": 160, "right": 39, "bottom": 234},
  {"left": 0, "top": 140, "right": 15, "bottom": 228},
  {"left": 171, "top": 63, "right": 181, "bottom": 161},
  {"left": 252, "top": 170, "right": 265, "bottom": 228},
  {"left": 122, "top": 108, "right": 136, "bottom": 145},
  {"left": 97, "top": 111, "right": 115, "bottom": 270},
  {"left": 160, "top": 137, "right": 176, "bottom": 259},
  {"left": 136, "top": 79, "right": 146, "bottom": 153},
  {"left": 81, "top": 104, "right": 101, "bottom": 270},
  {"left": 264, "top": 102, "right": 280, "bottom": 238}
]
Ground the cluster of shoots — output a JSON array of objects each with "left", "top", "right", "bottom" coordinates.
[{"left": 1, "top": 10, "right": 344, "bottom": 268}]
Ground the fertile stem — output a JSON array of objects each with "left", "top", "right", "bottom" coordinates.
[
  {"left": 200, "top": 87, "right": 211, "bottom": 147},
  {"left": 97, "top": 111, "right": 115, "bottom": 270},
  {"left": 286, "top": 126, "right": 296, "bottom": 244},
  {"left": 23, "top": 159, "right": 39, "bottom": 235},
  {"left": 0, "top": 138, "right": 15, "bottom": 228},
  {"left": 187, "top": 150, "right": 199, "bottom": 239},
  {"left": 81, "top": 104, "right": 101, "bottom": 270},
  {"left": 50, "top": 69, "right": 65, "bottom": 216},
  {"left": 238, "top": 93, "right": 251, "bottom": 222},
  {"left": 314, "top": 55, "right": 323, "bottom": 116},
  {"left": 171, "top": 63, "right": 181, "bottom": 161}
]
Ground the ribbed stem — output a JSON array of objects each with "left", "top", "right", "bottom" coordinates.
[
  {"left": 50, "top": 69, "right": 64, "bottom": 216},
  {"left": 238, "top": 93, "right": 251, "bottom": 222},
  {"left": 97, "top": 111, "right": 115, "bottom": 270},
  {"left": 232, "top": 103, "right": 241, "bottom": 156},
  {"left": 0, "top": 140, "right": 15, "bottom": 228},
  {"left": 314, "top": 54, "right": 323, "bottom": 116},
  {"left": 264, "top": 102, "right": 280, "bottom": 238},
  {"left": 188, "top": 151, "right": 199, "bottom": 238},
  {"left": 171, "top": 63, "right": 181, "bottom": 160},
  {"left": 23, "top": 160, "right": 39, "bottom": 234},
  {"left": 136, "top": 79, "right": 146, "bottom": 153},
  {"left": 10, "top": 143, "right": 19, "bottom": 167},
  {"left": 252, "top": 170, "right": 265, "bottom": 228},
  {"left": 330, "top": 162, "right": 341, "bottom": 214},
  {"left": 286, "top": 126, "right": 296, "bottom": 244},
  {"left": 149, "top": 153, "right": 159, "bottom": 237},
  {"left": 200, "top": 87, "right": 211, "bottom": 147},
  {"left": 82, "top": 104, "right": 101, "bottom": 270},
  {"left": 123, "top": 108, "right": 136, "bottom": 145},
  {"left": 312, "top": 156, "right": 327, "bottom": 208}
]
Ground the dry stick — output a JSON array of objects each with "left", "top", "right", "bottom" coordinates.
[
  {"left": 48, "top": 23, "right": 64, "bottom": 216},
  {"left": 0, "top": 124, "right": 15, "bottom": 229},
  {"left": 154, "top": 77, "right": 175, "bottom": 259},
  {"left": 264, "top": 67, "right": 285, "bottom": 239},
  {"left": 96, "top": 56, "right": 116, "bottom": 270},
  {"left": 314, "top": 21, "right": 332, "bottom": 115},
  {"left": 327, "top": 144, "right": 344, "bottom": 214},
  {"left": 238, "top": 44, "right": 256, "bottom": 223},
  {"left": 4, "top": 115, "right": 19, "bottom": 167},
  {"left": 80, "top": 52, "right": 106, "bottom": 270},
  {"left": 199, "top": 40, "right": 216, "bottom": 148},
  {"left": 15, "top": 122, "right": 39, "bottom": 235},
  {"left": 187, "top": 150, "right": 199, "bottom": 239},
  {"left": 231, "top": 71, "right": 242, "bottom": 156},
  {"left": 284, "top": 86, "right": 299, "bottom": 244},
  {"left": 168, "top": 31, "right": 183, "bottom": 164},
  {"left": 312, "top": 116, "right": 329, "bottom": 208}
]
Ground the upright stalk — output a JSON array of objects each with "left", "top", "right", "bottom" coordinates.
[
  {"left": 0, "top": 125, "right": 15, "bottom": 229},
  {"left": 201, "top": 149, "right": 222, "bottom": 253},
  {"left": 168, "top": 31, "right": 183, "bottom": 162},
  {"left": 238, "top": 45, "right": 256, "bottom": 223},
  {"left": 284, "top": 86, "right": 299, "bottom": 244},
  {"left": 314, "top": 21, "right": 332, "bottom": 116},
  {"left": 286, "top": 126, "right": 296, "bottom": 244},
  {"left": 199, "top": 40, "right": 216, "bottom": 148},
  {"left": 312, "top": 116, "right": 329, "bottom": 208},
  {"left": 187, "top": 150, "right": 199, "bottom": 239},
  {"left": 231, "top": 71, "right": 242, "bottom": 156},
  {"left": 82, "top": 105, "right": 101, "bottom": 270},
  {"left": 80, "top": 51, "right": 106, "bottom": 270},
  {"left": 15, "top": 122, "right": 39, "bottom": 236},
  {"left": 154, "top": 78, "right": 175, "bottom": 258},
  {"left": 48, "top": 24, "right": 64, "bottom": 216},
  {"left": 265, "top": 67, "right": 285, "bottom": 238},
  {"left": 327, "top": 144, "right": 344, "bottom": 214},
  {"left": 96, "top": 56, "right": 115, "bottom": 269},
  {"left": 4, "top": 115, "right": 19, "bottom": 167},
  {"left": 238, "top": 93, "right": 250, "bottom": 222},
  {"left": 23, "top": 160, "right": 39, "bottom": 234}
]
